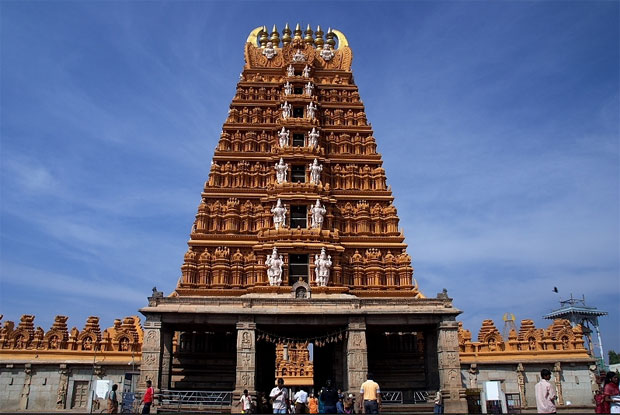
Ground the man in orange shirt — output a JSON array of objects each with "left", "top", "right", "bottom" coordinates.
[
  {"left": 308, "top": 393, "right": 319, "bottom": 414},
  {"left": 359, "top": 373, "right": 381, "bottom": 414}
]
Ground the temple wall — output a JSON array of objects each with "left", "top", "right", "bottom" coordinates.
[
  {"left": 461, "top": 362, "right": 595, "bottom": 409},
  {"left": 0, "top": 363, "right": 136, "bottom": 411}
]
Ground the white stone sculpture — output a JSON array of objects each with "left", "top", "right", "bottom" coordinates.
[
  {"left": 265, "top": 247, "right": 284, "bottom": 286},
  {"left": 308, "top": 127, "right": 320, "bottom": 148},
  {"left": 278, "top": 127, "right": 290, "bottom": 147},
  {"left": 271, "top": 199, "right": 287, "bottom": 230},
  {"left": 287, "top": 64, "right": 295, "bottom": 77},
  {"left": 310, "top": 199, "right": 326, "bottom": 229},
  {"left": 262, "top": 41, "right": 277, "bottom": 59},
  {"left": 302, "top": 64, "right": 311, "bottom": 77},
  {"left": 284, "top": 81, "right": 292, "bottom": 96},
  {"left": 320, "top": 44, "right": 335, "bottom": 61},
  {"left": 314, "top": 247, "right": 332, "bottom": 287},
  {"left": 307, "top": 102, "right": 317, "bottom": 120},
  {"left": 293, "top": 49, "right": 306, "bottom": 63},
  {"left": 309, "top": 159, "right": 322, "bottom": 185},
  {"left": 275, "top": 158, "right": 288, "bottom": 184},
  {"left": 281, "top": 101, "right": 291, "bottom": 119},
  {"left": 304, "top": 82, "right": 314, "bottom": 96}
]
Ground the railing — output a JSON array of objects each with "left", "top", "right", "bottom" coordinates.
[
  {"left": 158, "top": 390, "right": 232, "bottom": 411},
  {"left": 381, "top": 390, "right": 430, "bottom": 404}
]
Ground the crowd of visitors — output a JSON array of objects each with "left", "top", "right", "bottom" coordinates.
[{"left": 235, "top": 373, "right": 379, "bottom": 414}]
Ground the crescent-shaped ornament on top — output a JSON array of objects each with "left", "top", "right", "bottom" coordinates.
[
  {"left": 331, "top": 29, "right": 349, "bottom": 49},
  {"left": 246, "top": 26, "right": 263, "bottom": 45}
]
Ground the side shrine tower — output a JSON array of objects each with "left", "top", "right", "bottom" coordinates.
[{"left": 140, "top": 24, "right": 467, "bottom": 412}]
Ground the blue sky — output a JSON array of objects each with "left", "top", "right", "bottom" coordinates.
[{"left": 1, "top": 2, "right": 618, "bottom": 359}]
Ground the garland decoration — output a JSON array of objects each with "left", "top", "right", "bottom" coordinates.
[{"left": 255, "top": 328, "right": 347, "bottom": 347}]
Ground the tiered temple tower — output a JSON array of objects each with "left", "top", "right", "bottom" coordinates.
[{"left": 140, "top": 24, "right": 467, "bottom": 412}]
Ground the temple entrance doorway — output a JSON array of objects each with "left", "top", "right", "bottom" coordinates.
[
  {"left": 171, "top": 326, "right": 236, "bottom": 390},
  {"left": 255, "top": 340, "right": 276, "bottom": 395},
  {"left": 255, "top": 326, "right": 346, "bottom": 395},
  {"left": 313, "top": 340, "right": 345, "bottom": 393},
  {"left": 367, "top": 325, "right": 437, "bottom": 403}
]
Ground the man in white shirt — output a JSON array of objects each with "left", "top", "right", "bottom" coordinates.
[
  {"left": 270, "top": 378, "right": 289, "bottom": 414},
  {"left": 294, "top": 387, "right": 309, "bottom": 414},
  {"left": 535, "top": 369, "right": 557, "bottom": 414}
]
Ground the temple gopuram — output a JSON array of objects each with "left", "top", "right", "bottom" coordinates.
[
  {"left": 139, "top": 23, "right": 467, "bottom": 413},
  {"left": 0, "top": 25, "right": 602, "bottom": 413}
]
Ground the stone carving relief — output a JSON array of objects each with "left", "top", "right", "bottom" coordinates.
[
  {"left": 262, "top": 42, "right": 277, "bottom": 59},
  {"left": 271, "top": 199, "right": 286, "bottom": 230},
  {"left": 275, "top": 158, "right": 288, "bottom": 183},
  {"left": 309, "top": 159, "right": 322, "bottom": 185},
  {"left": 265, "top": 247, "right": 284, "bottom": 286},
  {"left": 278, "top": 127, "right": 290, "bottom": 147},
  {"left": 314, "top": 247, "right": 332, "bottom": 286},
  {"left": 310, "top": 199, "right": 326, "bottom": 229}
]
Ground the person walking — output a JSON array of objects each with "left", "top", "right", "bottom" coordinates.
[
  {"left": 107, "top": 384, "right": 119, "bottom": 414},
  {"left": 603, "top": 371, "right": 620, "bottom": 414},
  {"left": 320, "top": 380, "right": 339, "bottom": 414},
  {"left": 535, "top": 369, "right": 557, "bottom": 414},
  {"left": 140, "top": 380, "right": 154, "bottom": 414},
  {"left": 433, "top": 390, "right": 443, "bottom": 414},
  {"left": 359, "top": 373, "right": 381, "bottom": 414},
  {"left": 308, "top": 393, "right": 319, "bottom": 414},
  {"left": 294, "top": 387, "right": 309, "bottom": 414},
  {"left": 270, "top": 378, "right": 290, "bottom": 414},
  {"left": 237, "top": 389, "right": 253, "bottom": 414}
]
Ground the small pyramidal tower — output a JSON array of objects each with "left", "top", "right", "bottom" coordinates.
[{"left": 175, "top": 25, "right": 423, "bottom": 298}]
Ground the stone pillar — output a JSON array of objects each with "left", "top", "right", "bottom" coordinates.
[
  {"left": 345, "top": 317, "right": 368, "bottom": 395},
  {"left": 56, "top": 364, "right": 70, "bottom": 409},
  {"left": 437, "top": 320, "right": 467, "bottom": 413},
  {"left": 160, "top": 326, "right": 174, "bottom": 391},
  {"left": 234, "top": 317, "right": 256, "bottom": 412},
  {"left": 19, "top": 364, "right": 32, "bottom": 410},
  {"left": 516, "top": 363, "right": 527, "bottom": 408},
  {"left": 553, "top": 362, "right": 564, "bottom": 406},
  {"left": 140, "top": 315, "right": 162, "bottom": 389}
]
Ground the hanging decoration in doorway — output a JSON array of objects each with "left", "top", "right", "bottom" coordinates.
[{"left": 255, "top": 328, "right": 347, "bottom": 348}]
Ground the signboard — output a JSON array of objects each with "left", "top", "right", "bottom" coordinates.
[
  {"left": 95, "top": 379, "right": 111, "bottom": 399},
  {"left": 484, "top": 381, "right": 501, "bottom": 401}
]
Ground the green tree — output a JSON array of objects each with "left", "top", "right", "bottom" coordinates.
[{"left": 609, "top": 350, "right": 620, "bottom": 365}]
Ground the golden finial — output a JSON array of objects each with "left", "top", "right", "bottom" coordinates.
[
  {"left": 315, "top": 25, "right": 324, "bottom": 49},
  {"left": 282, "top": 23, "right": 292, "bottom": 46},
  {"left": 271, "top": 24, "right": 280, "bottom": 47},
  {"left": 304, "top": 24, "right": 314, "bottom": 45},
  {"left": 326, "top": 28, "right": 336, "bottom": 48},
  {"left": 294, "top": 23, "right": 302, "bottom": 40},
  {"left": 259, "top": 25, "right": 269, "bottom": 48}
]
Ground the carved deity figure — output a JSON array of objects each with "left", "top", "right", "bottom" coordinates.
[
  {"left": 302, "top": 64, "right": 311, "bottom": 77},
  {"left": 83, "top": 336, "right": 92, "bottom": 351},
  {"left": 278, "top": 127, "right": 290, "bottom": 147},
  {"left": 308, "top": 127, "right": 320, "bottom": 148},
  {"left": 275, "top": 158, "right": 288, "bottom": 184},
  {"left": 320, "top": 44, "right": 335, "bottom": 61},
  {"left": 309, "top": 159, "right": 323, "bottom": 185},
  {"left": 265, "top": 247, "right": 284, "bottom": 286},
  {"left": 307, "top": 102, "right": 317, "bottom": 120},
  {"left": 281, "top": 101, "right": 291, "bottom": 119},
  {"left": 271, "top": 199, "right": 287, "bottom": 230},
  {"left": 262, "top": 41, "right": 277, "bottom": 59},
  {"left": 287, "top": 64, "right": 295, "bottom": 77},
  {"left": 314, "top": 247, "right": 332, "bottom": 287},
  {"left": 284, "top": 81, "right": 292, "bottom": 96},
  {"left": 119, "top": 337, "right": 129, "bottom": 351},
  {"left": 304, "top": 82, "right": 314, "bottom": 96},
  {"left": 310, "top": 199, "right": 326, "bottom": 229},
  {"left": 293, "top": 49, "right": 306, "bottom": 63}
]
